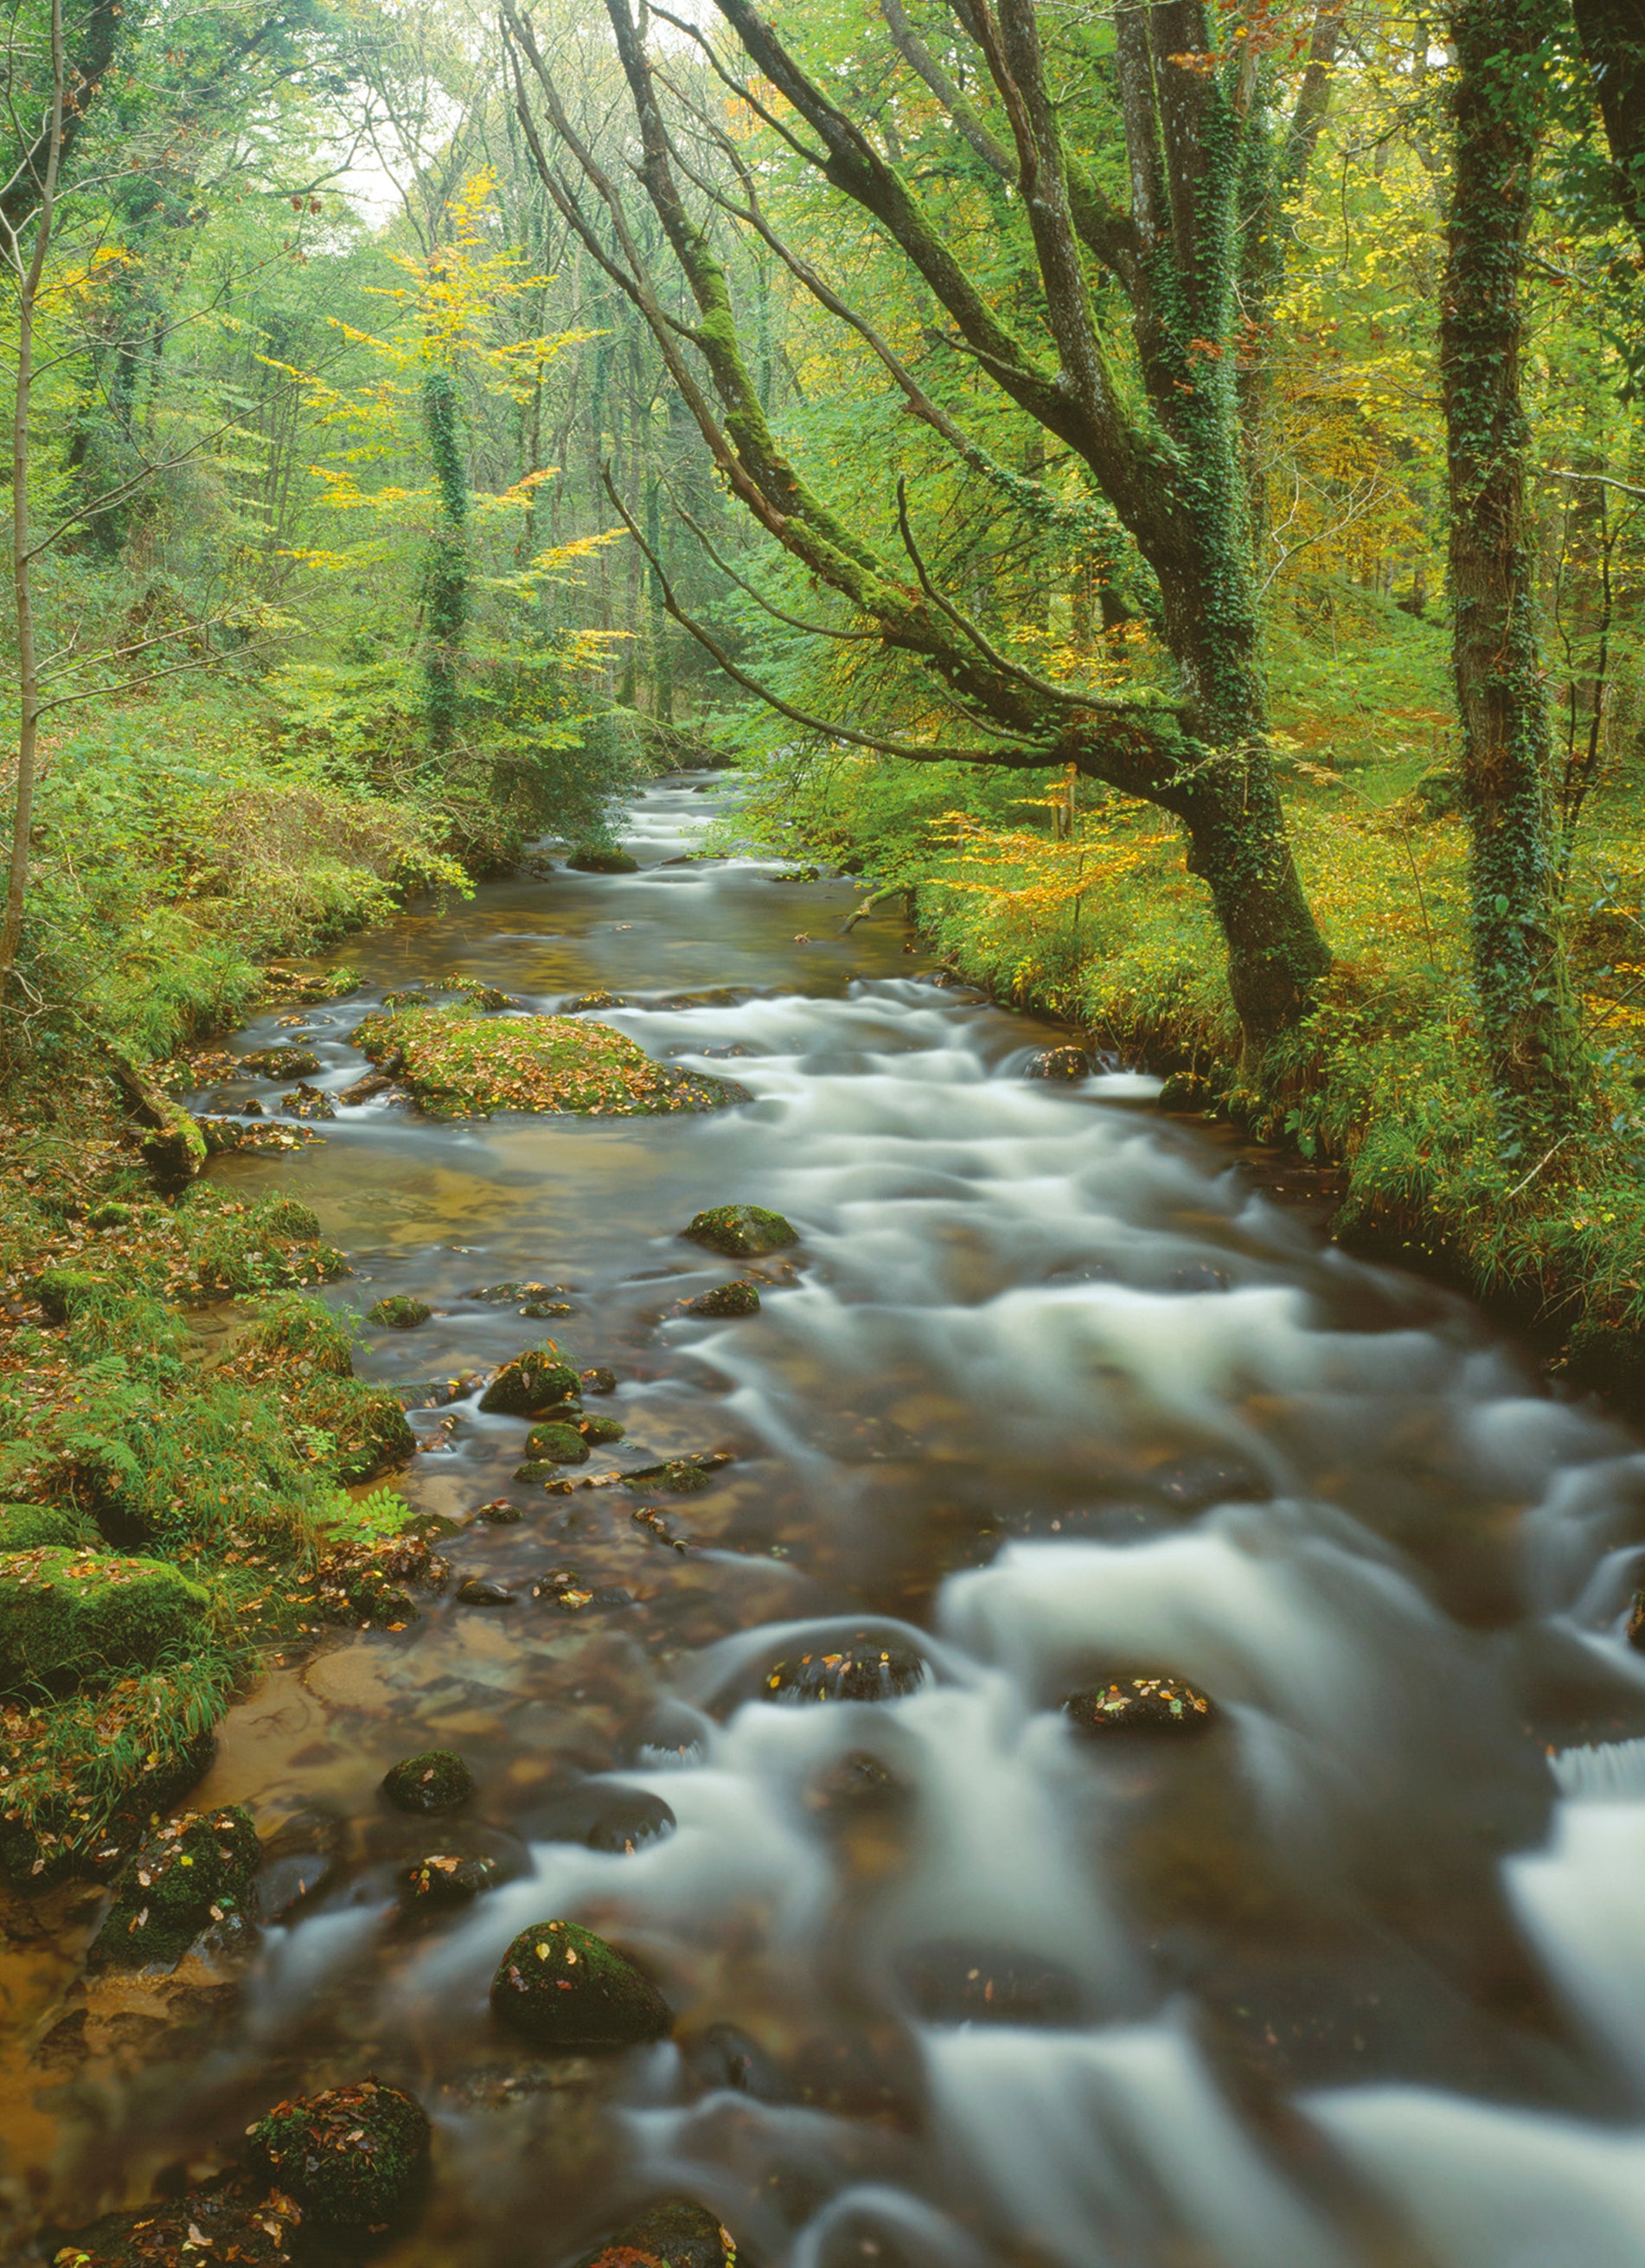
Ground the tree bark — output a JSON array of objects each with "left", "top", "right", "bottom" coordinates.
[
  {"left": 1571, "top": 0, "right": 1645, "bottom": 258},
  {"left": 1443, "top": 0, "right": 1584, "bottom": 1138}
]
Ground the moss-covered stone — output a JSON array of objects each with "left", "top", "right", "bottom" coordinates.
[
  {"left": 567, "top": 847, "right": 640, "bottom": 874},
  {"left": 239, "top": 1047, "right": 321, "bottom": 1078},
  {"left": 381, "top": 1749, "right": 474, "bottom": 1814},
  {"left": 1063, "top": 1675, "right": 1218, "bottom": 1733},
  {"left": 279, "top": 1082, "right": 336, "bottom": 1120},
  {"left": 523, "top": 1421, "right": 589, "bottom": 1464},
  {"left": 0, "top": 1548, "right": 211, "bottom": 1696},
  {"left": 684, "top": 1280, "right": 761, "bottom": 1318},
  {"left": 579, "top": 1414, "right": 625, "bottom": 1446},
  {"left": 249, "top": 2079, "right": 431, "bottom": 2231},
  {"left": 479, "top": 1346, "right": 581, "bottom": 1416},
  {"left": 683, "top": 1205, "right": 797, "bottom": 1257},
  {"left": 89, "top": 1806, "right": 260, "bottom": 1970},
  {"left": 34, "top": 1263, "right": 101, "bottom": 1323},
  {"left": 349, "top": 1001, "right": 739, "bottom": 1118},
  {"left": 765, "top": 1636, "right": 927, "bottom": 1704},
  {"left": 367, "top": 1295, "right": 432, "bottom": 1329},
  {"left": 581, "top": 1367, "right": 618, "bottom": 1395},
  {"left": 490, "top": 1919, "right": 672, "bottom": 2047},
  {"left": 574, "top": 2196, "right": 735, "bottom": 2268},
  {"left": 1024, "top": 1046, "right": 1091, "bottom": 1081},
  {"left": 0, "top": 1502, "right": 93, "bottom": 1550}
]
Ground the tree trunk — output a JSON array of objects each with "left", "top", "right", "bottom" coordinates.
[
  {"left": 420, "top": 355, "right": 469, "bottom": 761},
  {"left": 1443, "top": 0, "right": 1584, "bottom": 1140},
  {"left": 0, "top": 0, "right": 66, "bottom": 989},
  {"left": 1572, "top": 0, "right": 1645, "bottom": 258}
]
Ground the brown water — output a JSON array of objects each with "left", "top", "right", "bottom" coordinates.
[{"left": 10, "top": 774, "right": 1645, "bottom": 2267}]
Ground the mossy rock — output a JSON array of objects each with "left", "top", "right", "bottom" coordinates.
[
  {"left": 567, "top": 847, "right": 640, "bottom": 874},
  {"left": 574, "top": 2196, "right": 735, "bottom": 2268},
  {"left": 249, "top": 2079, "right": 431, "bottom": 2230},
  {"left": 279, "top": 1082, "right": 336, "bottom": 1120},
  {"left": 1626, "top": 1590, "right": 1644, "bottom": 1650},
  {"left": 479, "top": 1347, "right": 580, "bottom": 1416},
  {"left": 368, "top": 1295, "right": 432, "bottom": 1329},
  {"left": 239, "top": 1046, "right": 322, "bottom": 1078},
  {"left": 764, "top": 1635, "right": 928, "bottom": 1705},
  {"left": 621, "top": 1453, "right": 730, "bottom": 1496},
  {"left": 523, "top": 1422, "right": 588, "bottom": 1464},
  {"left": 0, "top": 1548, "right": 212, "bottom": 1697},
  {"left": 490, "top": 1919, "right": 672, "bottom": 2047},
  {"left": 684, "top": 1281, "right": 761, "bottom": 1318},
  {"left": 1063, "top": 1675, "right": 1218, "bottom": 1734},
  {"left": 579, "top": 1414, "right": 625, "bottom": 1446},
  {"left": 324, "top": 1387, "right": 418, "bottom": 1483},
  {"left": 683, "top": 1205, "right": 798, "bottom": 1257},
  {"left": 0, "top": 1502, "right": 93, "bottom": 1551},
  {"left": 1024, "top": 1046, "right": 1091, "bottom": 1081},
  {"left": 581, "top": 1367, "right": 618, "bottom": 1395},
  {"left": 34, "top": 1263, "right": 103, "bottom": 1324},
  {"left": 55, "top": 2172, "right": 302, "bottom": 2266},
  {"left": 89, "top": 1806, "right": 260, "bottom": 1970},
  {"left": 381, "top": 1749, "right": 474, "bottom": 1814},
  {"left": 350, "top": 1002, "right": 739, "bottom": 1118}
]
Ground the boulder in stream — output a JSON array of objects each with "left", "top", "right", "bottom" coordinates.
[
  {"left": 683, "top": 1204, "right": 798, "bottom": 1257},
  {"left": 567, "top": 846, "right": 640, "bottom": 874},
  {"left": 400, "top": 1853, "right": 498, "bottom": 1910},
  {"left": 248, "top": 2079, "right": 431, "bottom": 2231},
  {"left": 579, "top": 1413, "right": 625, "bottom": 1446},
  {"left": 573, "top": 2197, "right": 736, "bottom": 2268},
  {"left": 279, "top": 1082, "right": 336, "bottom": 1119},
  {"left": 349, "top": 1000, "right": 739, "bottom": 1118},
  {"left": 55, "top": 2175, "right": 303, "bottom": 2266},
  {"left": 683, "top": 1280, "right": 761, "bottom": 1317},
  {"left": 479, "top": 1346, "right": 582, "bottom": 1415},
  {"left": 368, "top": 1294, "right": 432, "bottom": 1328},
  {"left": 490, "top": 1918, "right": 672, "bottom": 2047},
  {"left": 1063, "top": 1675, "right": 1218, "bottom": 1734},
  {"left": 89, "top": 1806, "right": 261, "bottom": 1971},
  {"left": 239, "top": 1045, "right": 321, "bottom": 1078},
  {"left": 456, "top": 1577, "right": 517, "bottom": 1606},
  {"left": 765, "top": 1635, "right": 927, "bottom": 1704},
  {"left": 381, "top": 1749, "right": 475, "bottom": 1814},
  {"left": 580, "top": 1366, "right": 618, "bottom": 1395}
]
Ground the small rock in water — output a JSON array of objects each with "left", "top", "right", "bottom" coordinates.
[
  {"left": 473, "top": 1497, "right": 522, "bottom": 1524},
  {"left": 573, "top": 2196, "right": 735, "bottom": 2268},
  {"left": 1629, "top": 1590, "right": 1645, "bottom": 1650},
  {"left": 490, "top": 1919, "right": 672, "bottom": 2047},
  {"left": 684, "top": 1280, "right": 761, "bottom": 1317},
  {"left": 479, "top": 1347, "right": 581, "bottom": 1415},
  {"left": 580, "top": 1366, "right": 618, "bottom": 1395},
  {"left": 579, "top": 1413, "right": 625, "bottom": 1445},
  {"left": 89, "top": 1807, "right": 261, "bottom": 1971},
  {"left": 896, "top": 1938, "right": 1085, "bottom": 2027},
  {"left": 254, "top": 1849, "right": 336, "bottom": 1923},
  {"left": 684, "top": 1202, "right": 798, "bottom": 1256},
  {"left": 464, "top": 1279, "right": 567, "bottom": 1304},
  {"left": 564, "top": 990, "right": 629, "bottom": 1012},
  {"left": 523, "top": 1420, "right": 589, "bottom": 1464},
  {"left": 1149, "top": 1452, "right": 1267, "bottom": 1510},
  {"left": 368, "top": 1294, "right": 432, "bottom": 1328},
  {"left": 567, "top": 847, "right": 640, "bottom": 874},
  {"left": 457, "top": 1577, "right": 517, "bottom": 1606},
  {"left": 57, "top": 2177, "right": 302, "bottom": 2265},
  {"left": 381, "top": 1748, "right": 475, "bottom": 1814},
  {"left": 338, "top": 1068, "right": 396, "bottom": 1105},
  {"left": 248, "top": 2079, "right": 431, "bottom": 2230},
  {"left": 622, "top": 1451, "right": 733, "bottom": 1495},
  {"left": 534, "top": 1781, "right": 677, "bottom": 1854},
  {"left": 279, "top": 1081, "right": 336, "bottom": 1119},
  {"left": 805, "top": 1748, "right": 912, "bottom": 1817},
  {"left": 520, "top": 1297, "right": 573, "bottom": 1318},
  {"left": 400, "top": 1852, "right": 498, "bottom": 1909},
  {"left": 1024, "top": 1045, "right": 1091, "bottom": 1080},
  {"left": 681, "top": 2021, "right": 789, "bottom": 2104},
  {"left": 1063, "top": 1675, "right": 1217, "bottom": 1733},
  {"left": 765, "top": 1635, "right": 927, "bottom": 1704}
]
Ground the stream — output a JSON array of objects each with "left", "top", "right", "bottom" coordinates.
[{"left": 11, "top": 772, "right": 1645, "bottom": 2266}]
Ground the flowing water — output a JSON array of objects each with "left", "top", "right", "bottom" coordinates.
[{"left": 10, "top": 773, "right": 1645, "bottom": 2266}]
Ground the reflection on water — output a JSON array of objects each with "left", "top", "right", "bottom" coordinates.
[{"left": 8, "top": 776, "right": 1645, "bottom": 2264}]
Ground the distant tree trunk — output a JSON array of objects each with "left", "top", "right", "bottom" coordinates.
[
  {"left": 1443, "top": 0, "right": 1584, "bottom": 1142},
  {"left": 420, "top": 352, "right": 470, "bottom": 761},
  {"left": 1572, "top": 0, "right": 1645, "bottom": 258}
]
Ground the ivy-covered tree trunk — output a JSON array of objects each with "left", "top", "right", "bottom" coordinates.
[
  {"left": 420, "top": 356, "right": 469, "bottom": 760},
  {"left": 1443, "top": 0, "right": 1584, "bottom": 1143}
]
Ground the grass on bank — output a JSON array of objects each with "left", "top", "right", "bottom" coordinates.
[{"left": 723, "top": 599, "right": 1645, "bottom": 1393}]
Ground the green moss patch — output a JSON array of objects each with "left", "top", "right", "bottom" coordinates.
[
  {"left": 90, "top": 1804, "right": 260, "bottom": 1970},
  {"left": 350, "top": 1002, "right": 742, "bottom": 1118},
  {"left": 684, "top": 1205, "right": 797, "bottom": 1256},
  {"left": 368, "top": 1294, "right": 432, "bottom": 1328},
  {"left": 478, "top": 1345, "right": 580, "bottom": 1416},
  {"left": 522, "top": 1422, "right": 588, "bottom": 1464},
  {"left": 0, "top": 1549, "right": 212, "bottom": 1697}
]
